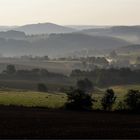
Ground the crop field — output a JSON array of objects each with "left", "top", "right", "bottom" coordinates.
[{"left": 0, "top": 106, "right": 140, "bottom": 139}]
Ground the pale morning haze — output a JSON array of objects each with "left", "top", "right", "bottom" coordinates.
[
  {"left": 0, "top": 0, "right": 140, "bottom": 25},
  {"left": 1, "top": 0, "right": 140, "bottom": 139}
]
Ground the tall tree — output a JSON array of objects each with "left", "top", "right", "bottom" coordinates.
[{"left": 101, "top": 89, "right": 116, "bottom": 111}]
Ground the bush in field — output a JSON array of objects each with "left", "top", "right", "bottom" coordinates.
[
  {"left": 77, "top": 78, "right": 94, "bottom": 94},
  {"left": 38, "top": 83, "right": 48, "bottom": 92},
  {"left": 125, "top": 90, "right": 140, "bottom": 111},
  {"left": 101, "top": 89, "right": 116, "bottom": 111},
  {"left": 65, "top": 88, "right": 94, "bottom": 110},
  {"left": 6, "top": 65, "right": 16, "bottom": 74}
]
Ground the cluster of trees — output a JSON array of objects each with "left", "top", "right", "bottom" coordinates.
[
  {"left": 65, "top": 79, "right": 140, "bottom": 112},
  {"left": 3, "top": 65, "right": 140, "bottom": 89},
  {"left": 2, "top": 65, "right": 67, "bottom": 80},
  {"left": 124, "top": 90, "right": 140, "bottom": 111},
  {"left": 66, "top": 88, "right": 117, "bottom": 111},
  {"left": 0, "top": 65, "right": 68, "bottom": 91},
  {"left": 71, "top": 68, "right": 140, "bottom": 87},
  {"left": 65, "top": 79, "right": 94, "bottom": 110}
]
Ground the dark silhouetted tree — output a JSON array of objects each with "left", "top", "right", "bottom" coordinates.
[
  {"left": 125, "top": 89, "right": 140, "bottom": 111},
  {"left": 101, "top": 89, "right": 116, "bottom": 111},
  {"left": 65, "top": 88, "right": 93, "bottom": 110}
]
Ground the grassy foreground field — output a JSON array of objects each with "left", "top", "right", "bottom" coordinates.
[
  {"left": 0, "top": 84, "right": 140, "bottom": 109},
  {"left": 0, "top": 90, "right": 67, "bottom": 108}
]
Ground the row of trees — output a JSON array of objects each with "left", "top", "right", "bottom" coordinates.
[
  {"left": 65, "top": 87, "right": 117, "bottom": 111},
  {"left": 2, "top": 65, "right": 67, "bottom": 81},
  {"left": 71, "top": 68, "right": 140, "bottom": 87},
  {"left": 3, "top": 65, "right": 140, "bottom": 89},
  {"left": 65, "top": 79, "right": 140, "bottom": 112}
]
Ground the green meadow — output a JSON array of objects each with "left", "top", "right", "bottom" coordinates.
[{"left": 0, "top": 84, "right": 140, "bottom": 109}]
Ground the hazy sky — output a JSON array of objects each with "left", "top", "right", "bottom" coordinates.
[{"left": 0, "top": 0, "right": 140, "bottom": 26}]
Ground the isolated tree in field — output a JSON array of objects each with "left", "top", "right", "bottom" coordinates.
[
  {"left": 38, "top": 83, "right": 48, "bottom": 92},
  {"left": 65, "top": 88, "right": 93, "bottom": 110},
  {"left": 125, "top": 89, "right": 140, "bottom": 111},
  {"left": 77, "top": 78, "right": 94, "bottom": 94},
  {"left": 101, "top": 89, "right": 116, "bottom": 111},
  {"left": 6, "top": 65, "right": 16, "bottom": 74}
]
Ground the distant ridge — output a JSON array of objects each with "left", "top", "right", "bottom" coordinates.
[
  {"left": 15, "top": 22, "right": 76, "bottom": 34},
  {"left": 0, "top": 33, "right": 130, "bottom": 57},
  {"left": 81, "top": 26, "right": 140, "bottom": 43}
]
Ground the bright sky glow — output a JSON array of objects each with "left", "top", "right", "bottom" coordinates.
[{"left": 0, "top": 0, "right": 140, "bottom": 25}]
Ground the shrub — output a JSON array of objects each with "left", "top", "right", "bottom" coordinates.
[
  {"left": 6, "top": 65, "right": 16, "bottom": 74},
  {"left": 38, "top": 83, "right": 48, "bottom": 92}
]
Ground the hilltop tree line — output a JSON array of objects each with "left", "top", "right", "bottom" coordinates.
[
  {"left": 1, "top": 65, "right": 67, "bottom": 80},
  {"left": 71, "top": 68, "right": 140, "bottom": 87},
  {"left": 3, "top": 65, "right": 140, "bottom": 88},
  {"left": 1, "top": 65, "right": 140, "bottom": 89}
]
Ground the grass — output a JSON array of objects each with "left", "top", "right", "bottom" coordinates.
[
  {"left": 93, "top": 84, "right": 140, "bottom": 109},
  {"left": 0, "top": 84, "right": 140, "bottom": 109},
  {"left": 110, "top": 84, "right": 140, "bottom": 94},
  {"left": 0, "top": 90, "right": 67, "bottom": 108}
]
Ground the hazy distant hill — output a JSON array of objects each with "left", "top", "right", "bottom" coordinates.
[
  {"left": 81, "top": 26, "right": 140, "bottom": 43},
  {"left": 0, "top": 30, "right": 26, "bottom": 40},
  {"left": 15, "top": 23, "right": 76, "bottom": 35},
  {"left": 82, "top": 26, "right": 140, "bottom": 35},
  {"left": 67, "top": 25, "right": 109, "bottom": 30},
  {"left": 0, "top": 33, "right": 130, "bottom": 57},
  {"left": 0, "top": 26, "right": 18, "bottom": 32}
]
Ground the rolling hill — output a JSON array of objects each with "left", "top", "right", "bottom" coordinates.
[
  {"left": 0, "top": 33, "right": 130, "bottom": 57},
  {"left": 81, "top": 26, "right": 140, "bottom": 44},
  {"left": 15, "top": 23, "right": 76, "bottom": 34}
]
